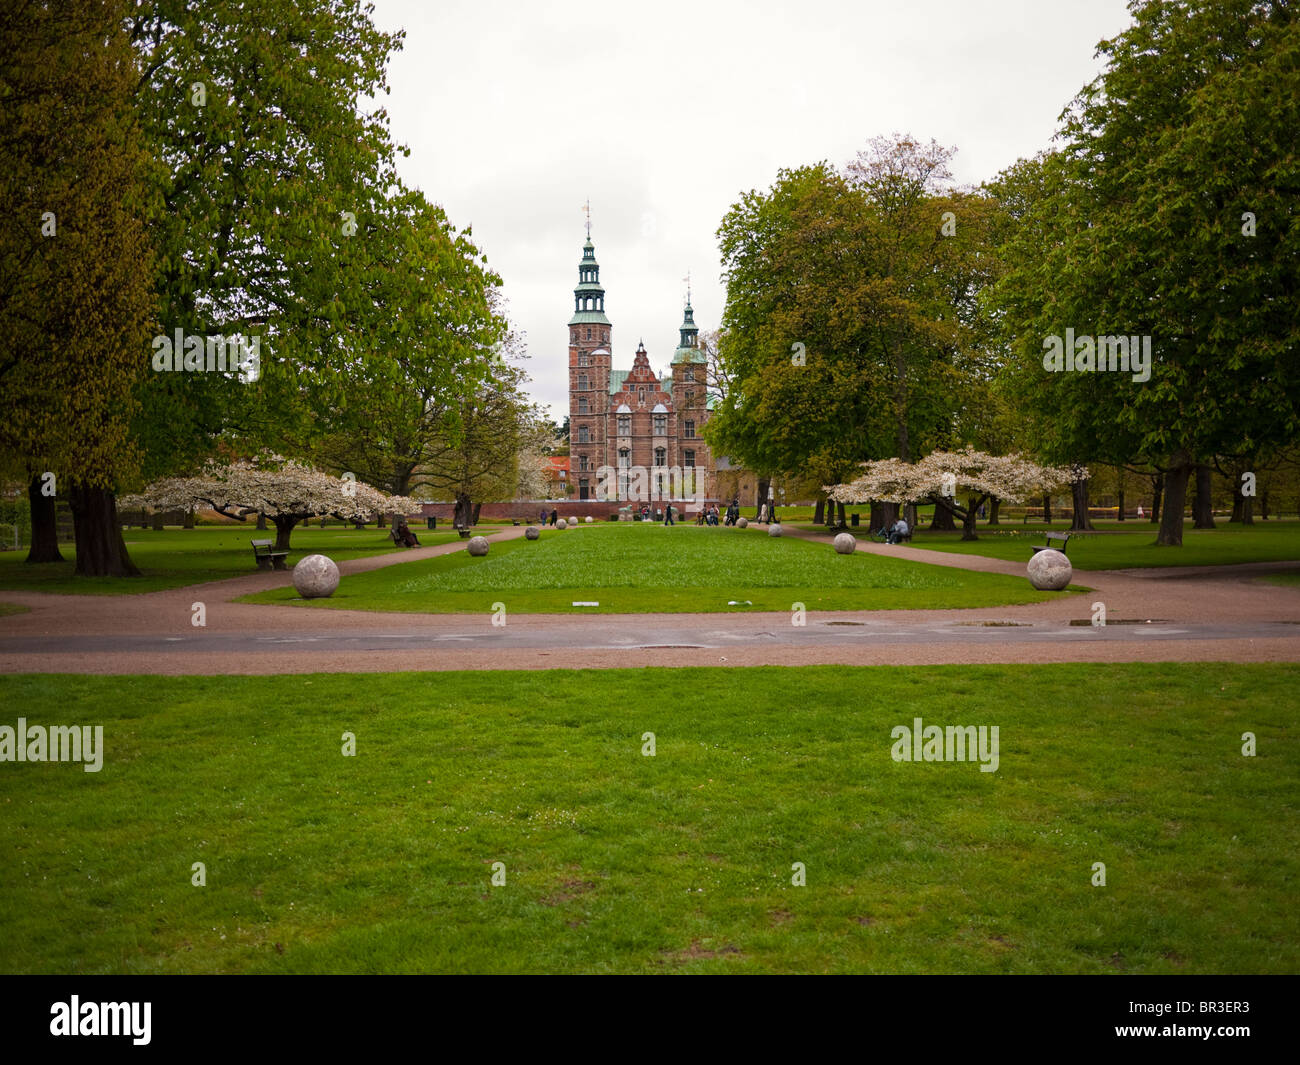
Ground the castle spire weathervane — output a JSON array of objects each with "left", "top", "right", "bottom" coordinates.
[{"left": 583, "top": 198, "right": 591, "bottom": 237}]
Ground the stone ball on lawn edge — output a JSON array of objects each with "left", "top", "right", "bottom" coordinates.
[
  {"left": 467, "top": 536, "right": 490, "bottom": 556},
  {"left": 567, "top": 517, "right": 579, "bottom": 527},
  {"left": 524, "top": 526, "right": 540, "bottom": 540},
  {"left": 1027, "top": 548, "right": 1072, "bottom": 590},
  {"left": 292, "top": 553, "right": 340, "bottom": 598},
  {"left": 584, "top": 516, "right": 593, "bottom": 523},
  {"left": 834, "top": 532, "right": 857, "bottom": 554},
  {"left": 768, "top": 523, "right": 783, "bottom": 537},
  {"left": 736, "top": 517, "right": 749, "bottom": 528}
]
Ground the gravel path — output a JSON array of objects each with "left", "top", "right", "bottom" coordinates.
[{"left": 1, "top": 522, "right": 1297, "bottom": 675}]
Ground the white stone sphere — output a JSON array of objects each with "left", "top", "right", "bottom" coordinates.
[
  {"left": 834, "top": 532, "right": 857, "bottom": 554},
  {"left": 1027, "top": 549, "right": 1072, "bottom": 590},
  {"left": 292, "top": 554, "right": 339, "bottom": 598},
  {"left": 736, "top": 517, "right": 749, "bottom": 528},
  {"left": 467, "top": 536, "right": 490, "bottom": 556},
  {"left": 567, "top": 517, "right": 579, "bottom": 527},
  {"left": 525, "top": 526, "right": 540, "bottom": 540},
  {"left": 584, "top": 516, "right": 593, "bottom": 523},
  {"left": 768, "top": 523, "right": 783, "bottom": 537}
]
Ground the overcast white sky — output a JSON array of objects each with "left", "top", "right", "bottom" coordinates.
[{"left": 368, "top": 0, "right": 1133, "bottom": 420}]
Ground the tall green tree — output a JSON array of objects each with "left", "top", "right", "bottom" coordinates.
[
  {"left": 989, "top": 0, "right": 1300, "bottom": 545},
  {"left": 709, "top": 136, "right": 997, "bottom": 521},
  {"left": 0, "top": 0, "right": 157, "bottom": 574}
]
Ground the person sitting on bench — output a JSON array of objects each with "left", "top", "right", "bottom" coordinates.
[
  {"left": 396, "top": 521, "right": 420, "bottom": 548},
  {"left": 888, "top": 517, "right": 909, "bottom": 544}
]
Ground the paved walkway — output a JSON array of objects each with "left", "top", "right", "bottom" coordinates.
[{"left": 1, "top": 523, "right": 1297, "bottom": 674}]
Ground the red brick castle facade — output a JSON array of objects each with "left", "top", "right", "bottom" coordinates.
[{"left": 566, "top": 231, "right": 713, "bottom": 504}]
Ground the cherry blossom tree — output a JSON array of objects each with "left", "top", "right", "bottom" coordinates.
[
  {"left": 121, "top": 459, "right": 421, "bottom": 551},
  {"left": 827, "top": 448, "right": 1077, "bottom": 541}
]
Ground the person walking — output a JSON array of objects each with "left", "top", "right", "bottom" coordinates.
[
  {"left": 663, "top": 502, "right": 674, "bottom": 526},
  {"left": 550, "top": 508, "right": 558, "bottom": 526}
]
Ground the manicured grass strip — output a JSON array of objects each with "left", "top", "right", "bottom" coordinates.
[
  {"left": 0, "top": 664, "right": 1294, "bottom": 974},
  {"left": 798, "top": 520, "right": 1300, "bottom": 571},
  {"left": 0, "top": 602, "right": 30, "bottom": 617},
  {"left": 0, "top": 527, "right": 460, "bottom": 596},
  {"left": 239, "top": 523, "right": 1077, "bottom": 613},
  {"left": 1259, "top": 573, "right": 1300, "bottom": 588}
]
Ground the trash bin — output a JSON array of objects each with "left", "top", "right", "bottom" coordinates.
[
  {"left": 851, "top": 513, "right": 859, "bottom": 527},
  {"left": 426, "top": 516, "right": 436, "bottom": 530}
]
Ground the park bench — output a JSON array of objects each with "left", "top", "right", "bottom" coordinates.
[
  {"left": 1031, "top": 531, "right": 1071, "bottom": 556},
  {"left": 454, "top": 525, "right": 473, "bottom": 538},
  {"left": 251, "top": 539, "right": 289, "bottom": 571}
]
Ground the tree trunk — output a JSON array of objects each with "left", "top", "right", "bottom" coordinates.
[
  {"left": 755, "top": 476, "right": 770, "bottom": 519},
  {"left": 68, "top": 483, "right": 140, "bottom": 577},
  {"left": 1156, "top": 458, "right": 1191, "bottom": 546},
  {"left": 988, "top": 496, "right": 1001, "bottom": 525},
  {"left": 870, "top": 502, "right": 886, "bottom": 532},
  {"left": 25, "top": 474, "right": 64, "bottom": 564},
  {"left": 453, "top": 493, "right": 473, "bottom": 528},
  {"left": 1042, "top": 493, "right": 1052, "bottom": 523},
  {"left": 1192, "top": 463, "right": 1215, "bottom": 529},
  {"left": 929, "top": 497, "right": 957, "bottom": 530},
  {"left": 256, "top": 512, "right": 268, "bottom": 531},
  {"left": 836, "top": 501, "right": 846, "bottom": 528},
  {"left": 1069, "top": 477, "right": 1095, "bottom": 531},
  {"left": 813, "top": 499, "right": 825, "bottom": 525},
  {"left": 472, "top": 502, "right": 482, "bottom": 526},
  {"left": 272, "top": 516, "right": 298, "bottom": 552},
  {"left": 960, "top": 496, "right": 980, "bottom": 541},
  {"left": 183, "top": 508, "right": 196, "bottom": 529},
  {"left": 1150, "top": 474, "right": 1163, "bottom": 522},
  {"left": 1261, "top": 490, "right": 1270, "bottom": 520},
  {"left": 1117, "top": 484, "right": 1125, "bottom": 521}
]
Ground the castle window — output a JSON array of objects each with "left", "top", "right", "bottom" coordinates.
[
  {"left": 617, "top": 414, "right": 630, "bottom": 435},
  {"left": 684, "top": 449, "right": 695, "bottom": 468},
  {"left": 578, "top": 454, "right": 589, "bottom": 472},
  {"left": 586, "top": 326, "right": 591, "bottom": 338},
  {"left": 571, "top": 330, "right": 578, "bottom": 345},
  {"left": 685, "top": 420, "right": 695, "bottom": 438},
  {"left": 618, "top": 448, "right": 630, "bottom": 468},
  {"left": 578, "top": 353, "right": 589, "bottom": 367},
  {"left": 578, "top": 374, "right": 588, "bottom": 390},
  {"left": 685, "top": 391, "right": 694, "bottom": 407},
  {"left": 684, "top": 367, "right": 695, "bottom": 382},
  {"left": 578, "top": 396, "right": 588, "bottom": 414},
  {"left": 653, "top": 414, "right": 666, "bottom": 435},
  {"left": 578, "top": 425, "right": 590, "bottom": 443},
  {"left": 654, "top": 447, "right": 666, "bottom": 467}
]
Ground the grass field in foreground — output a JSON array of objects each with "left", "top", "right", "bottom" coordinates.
[
  {"left": 0, "top": 526, "right": 458, "bottom": 596},
  {"left": 0, "top": 664, "right": 1295, "bottom": 974},
  {"left": 796, "top": 520, "right": 1300, "bottom": 571},
  {"left": 239, "top": 522, "right": 1078, "bottom": 613}
]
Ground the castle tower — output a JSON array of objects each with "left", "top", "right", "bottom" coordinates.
[
  {"left": 568, "top": 233, "right": 611, "bottom": 500},
  {"left": 670, "top": 294, "right": 711, "bottom": 501}
]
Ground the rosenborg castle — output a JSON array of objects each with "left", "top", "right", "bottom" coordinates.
[{"left": 565, "top": 232, "right": 715, "bottom": 504}]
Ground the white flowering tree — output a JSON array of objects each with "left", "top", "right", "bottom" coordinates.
[
  {"left": 827, "top": 448, "right": 1078, "bottom": 541},
  {"left": 121, "top": 459, "right": 421, "bottom": 551}
]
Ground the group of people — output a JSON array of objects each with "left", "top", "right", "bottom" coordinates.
[
  {"left": 393, "top": 520, "right": 420, "bottom": 548},
  {"left": 538, "top": 508, "right": 560, "bottom": 526}
]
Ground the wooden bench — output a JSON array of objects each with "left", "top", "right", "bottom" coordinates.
[
  {"left": 1031, "top": 532, "right": 1071, "bottom": 556},
  {"left": 454, "top": 525, "right": 473, "bottom": 539},
  {"left": 251, "top": 539, "right": 289, "bottom": 571}
]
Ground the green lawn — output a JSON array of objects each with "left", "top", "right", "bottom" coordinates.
[
  {"left": 796, "top": 520, "right": 1300, "bottom": 571},
  {"left": 1259, "top": 573, "right": 1300, "bottom": 588},
  {"left": 0, "top": 526, "right": 459, "bottom": 595},
  {"left": 0, "top": 664, "right": 1293, "bottom": 974},
  {"left": 240, "top": 522, "right": 1079, "bottom": 613}
]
